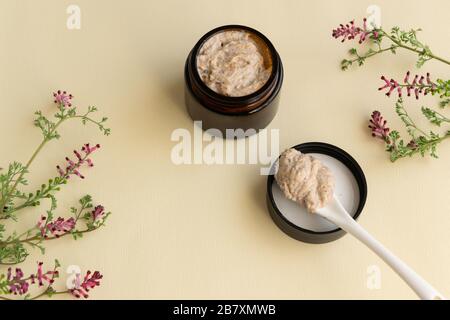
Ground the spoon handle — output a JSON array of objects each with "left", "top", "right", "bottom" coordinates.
[{"left": 323, "top": 200, "right": 444, "bottom": 300}]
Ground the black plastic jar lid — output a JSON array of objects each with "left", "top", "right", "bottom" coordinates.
[{"left": 266, "top": 142, "right": 368, "bottom": 244}]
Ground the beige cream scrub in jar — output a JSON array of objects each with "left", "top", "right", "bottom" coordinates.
[
  {"left": 184, "top": 25, "right": 283, "bottom": 137},
  {"left": 196, "top": 30, "right": 273, "bottom": 97}
]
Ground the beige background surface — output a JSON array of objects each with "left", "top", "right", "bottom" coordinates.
[{"left": 0, "top": 0, "right": 449, "bottom": 299}]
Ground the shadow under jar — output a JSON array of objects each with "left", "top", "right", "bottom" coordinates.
[{"left": 184, "top": 25, "right": 283, "bottom": 138}]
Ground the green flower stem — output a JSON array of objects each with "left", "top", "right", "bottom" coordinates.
[
  {"left": 428, "top": 109, "right": 450, "bottom": 123},
  {"left": 0, "top": 290, "right": 69, "bottom": 300},
  {"left": 1, "top": 150, "right": 91, "bottom": 219},
  {"left": 0, "top": 117, "right": 65, "bottom": 212},
  {"left": 390, "top": 136, "right": 449, "bottom": 162},
  {"left": 381, "top": 30, "right": 450, "bottom": 66},
  {"left": 19, "top": 228, "right": 96, "bottom": 246},
  {"left": 0, "top": 260, "right": 25, "bottom": 266},
  {"left": 30, "top": 290, "right": 69, "bottom": 300},
  {"left": 343, "top": 28, "right": 450, "bottom": 69},
  {"left": 3, "top": 178, "right": 63, "bottom": 218},
  {"left": 397, "top": 102, "right": 430, "bottom": 138},
  {"left": 347, "top": 46, "right": 395, "bottom": 64},
  {"left": 73, "top": 115, "right": 103, "bottom": 126},
  {"left": 1, "top": 202, "right": 28, "bottom": 215},
  {"left": 383, "top": 99, "right": 450, "bottom": 161}
]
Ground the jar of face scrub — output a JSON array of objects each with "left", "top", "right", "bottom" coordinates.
[{"left": 184, "top": 25, "right": 283, "bottom": 137}]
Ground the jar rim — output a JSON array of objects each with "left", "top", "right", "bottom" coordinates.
[{"left": 191, "top": 25, "right": 280, "bottom": 104}]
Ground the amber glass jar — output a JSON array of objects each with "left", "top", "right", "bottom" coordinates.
[{"left": 184, "top": 25, "right": 283, "bottom": 137}]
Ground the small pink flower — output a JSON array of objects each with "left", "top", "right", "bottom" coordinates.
[
  {"left": 70, "top": 271, "right": 103, "bottom": 298},
  {"left": 36, "top": 262, "right": 58, "bottom": 287},
  {"left": 38, "top": 215, "right": 76, "bottom": 238},
  {"left": 56, "top": 165, "right": 65, "bottom": 177},
  {"left": 74, "top": 150, "right": 83, "bottom": 161},
  {"left": 378, "top": 76, "right": 400, "bottom": 97},
  {"left": 359, "top": 18, "right": 369, "bottom": 43},
  {"left": 332, "top": 18, "right": 375, "bottom": 44},
  {"left": 7, "top": 268, "right": 29, "bottom": 295},
  {"left": 407, "top": 140, "right": 418, "bottom": 150},
  {"left": 379, "top": 72, "right": 436, "bottom": 99},
  {"left": 82, "top": 143, "right": 100, "bottom": 155},
  {"left": 332, "top": 20, "right": 361, "bottom": 42},
  {"left": 92, "top": 205, "right": 105, "bottom": 222},
  {"left": 37, "top": 215, "right": 47, "bottom": 237},
  {"left": 56, "top": 143, "right": 100, "bottom": 179},
  {"left": 369, "top": 111, "right": 390, "bottom": 142},
  {"left": 53, "top": 90, "right": 73, "bottom": 108},
  {"left": 46, "top": 217, "right": 76, "bottom": 238}
]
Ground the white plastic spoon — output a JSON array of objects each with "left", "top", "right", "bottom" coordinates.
[{"left": 316, "top": 195, "right": 444, "bottom": 300}]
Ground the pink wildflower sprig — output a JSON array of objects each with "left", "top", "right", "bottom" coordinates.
[
  {"left": 368, "top": 111, "right": 391, "bottom": 143},
  {"left": 3, "top": 195, "right": 110, "bottom": 248},
  {"left": 36, "top": 197, "right": 108, "bottom": 239},
  {"left": 56, "top": 143, "right": 100, "bottom": 179},
  {"left": 0, "top": 261, "right": 103, "bottom": 300},
  {"left": 333, "top": 18, "right": 450, "bottom": 71},
  {"left": 70, "top": 271, "right": 103, "bottom": 298},
  {"left": 378, "top": 72, "right": 437, "bottom": 99},
  {"left": 368, "top": 100, "right": 450, "bottom": 162},
  {"left": 4, "top": 262, "right": 58, "bottom": 296},
  {"left": 333, "top": 18, "right": 450, "bottom": 162},
  {"left": 29, "top": 195, "right": 110, "bottom": 243},
  {"left": 332, "top": 18, "right": 381, "bottom": 70},
  {"left": 47, "top": 217, "right": 76, "bottom": 237},
  {"left": 0, "top": 197, "right": 110, "bottom": 266},
  {"left": 84, "top": 204, "right": 110, "bottom": 230},
  {"left": 0, "top": 90, "right": 110, "bottom": 301},
  {"left": 37, "top": 215, "right": 76, "bottom": 238},
  {"left": 6, "top": 268, "right": 29, "bottom": 295},
  {"left": 332, "top": 18, "right": 378, "bottom": 44},
  {"left": 35, "top": 261, "right": 59, "bottom": 287},
  {"left": 53, "top": 90, "right": 73, "bottom": 108}
]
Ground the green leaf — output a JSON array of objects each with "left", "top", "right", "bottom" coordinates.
[
  {"left": 0, "top": 274, "right": 10, "bottom": 294},
  {"left": 340, "top": 59, "right": 352, "bottom": 71},
  {"left": 46, "top": 286, "right": 56, "bottom": 297},
  {"left": 390, "top": 45, "right": 397, "bottom": 54},
  {"left": 440, "top": 99, "right": 450, "bottom": 108},
  {"left": 0, "top": 242, "right": 28, "bottom": 265},
  {"left": 421, "top": 107, "right": 449, "bottom": 126},
  {"left": 348, "top": 48, "right": 357, "bottom": 55}
]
